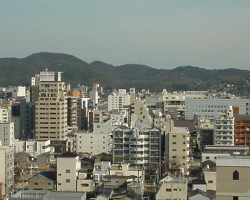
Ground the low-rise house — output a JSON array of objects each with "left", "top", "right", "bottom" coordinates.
[
  {"left": 191, "top": 178, "right": 207, "bottom": 192},
  {"left": 156, "top": 173, "right": 187, "bottom": 200},
  {"left": 28, "top": 171, "right": 56, "bottom": 190},
  {"left": 188, "top": 189, "right": 216, "bottom": 200}
]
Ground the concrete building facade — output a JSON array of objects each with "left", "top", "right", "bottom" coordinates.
[
  {"left": 108, "top": 89, "right": 130, "bottom": 111},
  {"left": 216, "top": 156, "right": 250, "bottom": 200},
  {"left": 75, "top": 132, "right": 112, "bottom": 155},
  {"left": 34, "top": 70, "right": 68, "bottom": 141},
  {"left": 167, "top": 127, "right": 190, "bottom": 175},
  {"left": 0, "top": 146, "right": 14, "bottom": 198},
  {"left": 0, "top": 122, "right": 14, "bottom": 146},
  {"left": 57, "top": 152, "right": 81, "bottom": 191}
]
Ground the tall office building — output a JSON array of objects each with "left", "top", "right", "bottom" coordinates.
[{"left": 33, "top": 70, "right": 68, "bottom": 141}]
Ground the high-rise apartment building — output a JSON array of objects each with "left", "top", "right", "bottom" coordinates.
[
  {"left": 214, "top": 106, "right": 234, "bottom": 146},
  {"left": 33, "top": 70, "right": 68, "bottom": 141},
  {"left": 112, "top": 117, "right": 161, "bottom": 170},
  {"left": 167, "top": 127, "right": 190, "bottom": 175}
]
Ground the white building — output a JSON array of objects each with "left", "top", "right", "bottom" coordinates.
[
  {"left": 0, "top": 146, "right": 14, "bottom": 198},
  {"left": 163, "top": 90, "right": 208, "bottom": 117},
  {"left": 89, "top": 83, "right": 100, "bottom": 106},
  {"left": 112, "top": 117, "right": 161, "bottom": 170},
  {"left": 75, "top": 132, "right": 112, "bottom": 155},
  {"left": 0, "top": 107, "right": 8, "bottom": 122},
  {"left": 14, "top": 139, "right": 51, "bottom": 158},
  {"left": 57, "top": 152, "right": 81, "bottom": 191},
  {"left": 144, "top": 93, "right": 164, "bottom": 107},
  {"left": 0, "top": 122, "right": 14, "bottom": 146},
  {"left": 213, "top": 106, "right": 234, "bottom": 146},
  {"left": 185, "top": 98, "right": 249, "bottom": 120},
  {"left": 93, "top": 161, "right": 111, "bottom": 187},
  {"left": 108, "top": 89, "right": 130, "bottom": 111},
  {"left": 5, "top": 86, "right": 26, "bottom": 99}
]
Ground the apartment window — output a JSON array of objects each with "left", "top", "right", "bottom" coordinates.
[
  {"left": 66, "top": 179, "right": 70, "bottom": 183},
  {"left": 208, "top": 180, "right": 213, "bottom": 183},
  {"left": 58, "top": 174, "right": 61, "bottom": 176},
  {"left": 66, "top": 169, "right": 70, "bottom": 173},
  {"left": 166, "top": 188, "right": 171, "bottom": 192},
  {"left": 172, "top": 135, "right": 176, "bottom": 137},
  {"left": 233, "top": 170, "right": 239, "bottom": 180},
  {"left": 233, "top": 197, "right": 238, "bottom": 200},
  {"left": 34, "top": 183, "right": 38, "bottom": 185},
  {"left": 172, "top": 149, "right": 176, "bottom": 151},
  {"left": 172, "top": 142, "right": 176, "bottom": 144}
]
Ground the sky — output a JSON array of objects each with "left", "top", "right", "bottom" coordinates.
[{"left": 0, "top": 0, "right": 250, "bottom": 70}]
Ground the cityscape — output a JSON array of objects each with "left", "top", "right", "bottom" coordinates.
[
  {"left": 1, "top": 1, "right": 250, "bottom": 200},
  {"left": 0, "top": 68, "right": 249, "bottom": 200}
]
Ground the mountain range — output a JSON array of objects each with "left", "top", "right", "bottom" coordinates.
[{"left": 0, "top": 52, "right": 249, "bottom": 96}]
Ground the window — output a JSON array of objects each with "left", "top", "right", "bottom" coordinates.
[
  {"left": 34, "top": 183, "right": 38, "bottom": 185},
  {"left": 233, "top": 196, "right": 238, "bottom": 200},
  {"left": 66, "top": 169, "right": 70, "bottom": 173},
  {"left": 233, "top": 170, "right": 239, "bottom": 180},
  {"left": 81, "top": 184, "right": 89, "bottom": 187},
  {"left": 208, "top": 180, "right": 213, "bottom": 183},
  {"left": 166, "top": 188, "right": 171, "bottom": 192},
  {"left": 66, "top": 179, "right": 70, "bottom": 183}
]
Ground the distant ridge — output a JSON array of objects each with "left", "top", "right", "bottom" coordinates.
[{"left": 0, "top": 52, "right": 249, "bottom": 96}]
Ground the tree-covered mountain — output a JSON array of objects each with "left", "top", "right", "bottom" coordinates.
[{"left": 0, "top": 52, "right": 249, "bottom": 96}]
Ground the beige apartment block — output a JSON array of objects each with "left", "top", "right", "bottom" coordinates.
[
  {"left": 0, "top": 146, "right": 14, "bottom": 198},
  {"left": 34, "top": 70, "right": 68, "bottom": 141},
  {"left": 216, "top": 156, "right": 250, "bottom": 200},
  {"left": 168, "top": 127, "right": 190, "bottom": 175}
]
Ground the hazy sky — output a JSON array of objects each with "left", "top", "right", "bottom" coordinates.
[{"left": 1, "top": 0, "right": 250, "bottom": 70}]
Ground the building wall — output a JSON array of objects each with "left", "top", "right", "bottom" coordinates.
[
  {"left": 156, "top": 180, "right": 187, "bottom": 200},
  {"left": 108, "top": 89, "right": 130, "bottom": 111},
  {"left": 168, "top": 127, "right": 190, "bottom": 175},
  {"left": 35, "top": 78, "right": 68, "bottom": 141},
  {"left": 0, "top": 122, "right": 15, "bottom": 146},
  {"left": 77, "top": 179, "right": 94, "bottom": 192},
  {"left": 185, "top": 98, "right": 249, "bottom": 120},
  {"left": 213, "top": 107, "right": 234, "bottom": 145},
  {"left": 234, "top": 115, "right": 250, "bottom": 152},
  {"left": 204, "top": 171, "right": 216, "bottom": 191},
  {"left": 0, "top": 107, "right": 8, "bottom": 122},
  {"left": 130, "top": 100, "right": 152, "bottom": 125},
  {"left": 57, "top": 155, "right": 81, "bottom": 191},
  {"left": 28, "top": 175, "right": 55, "bottom": 190},
  {"left": 112, "top": 125, "right": 161, "bottom": 170},
  {"left": 216, "top": 157, "right": 250, "bottom": 200},
  {"left": 0, "top": 146, "right": 14, "bottom": 198},
  {"left": 14, "top": 140, "right": 51, "bottom": 158},
  {"left": 75, "top": 132, "right": 112, "bottom": 155}
]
